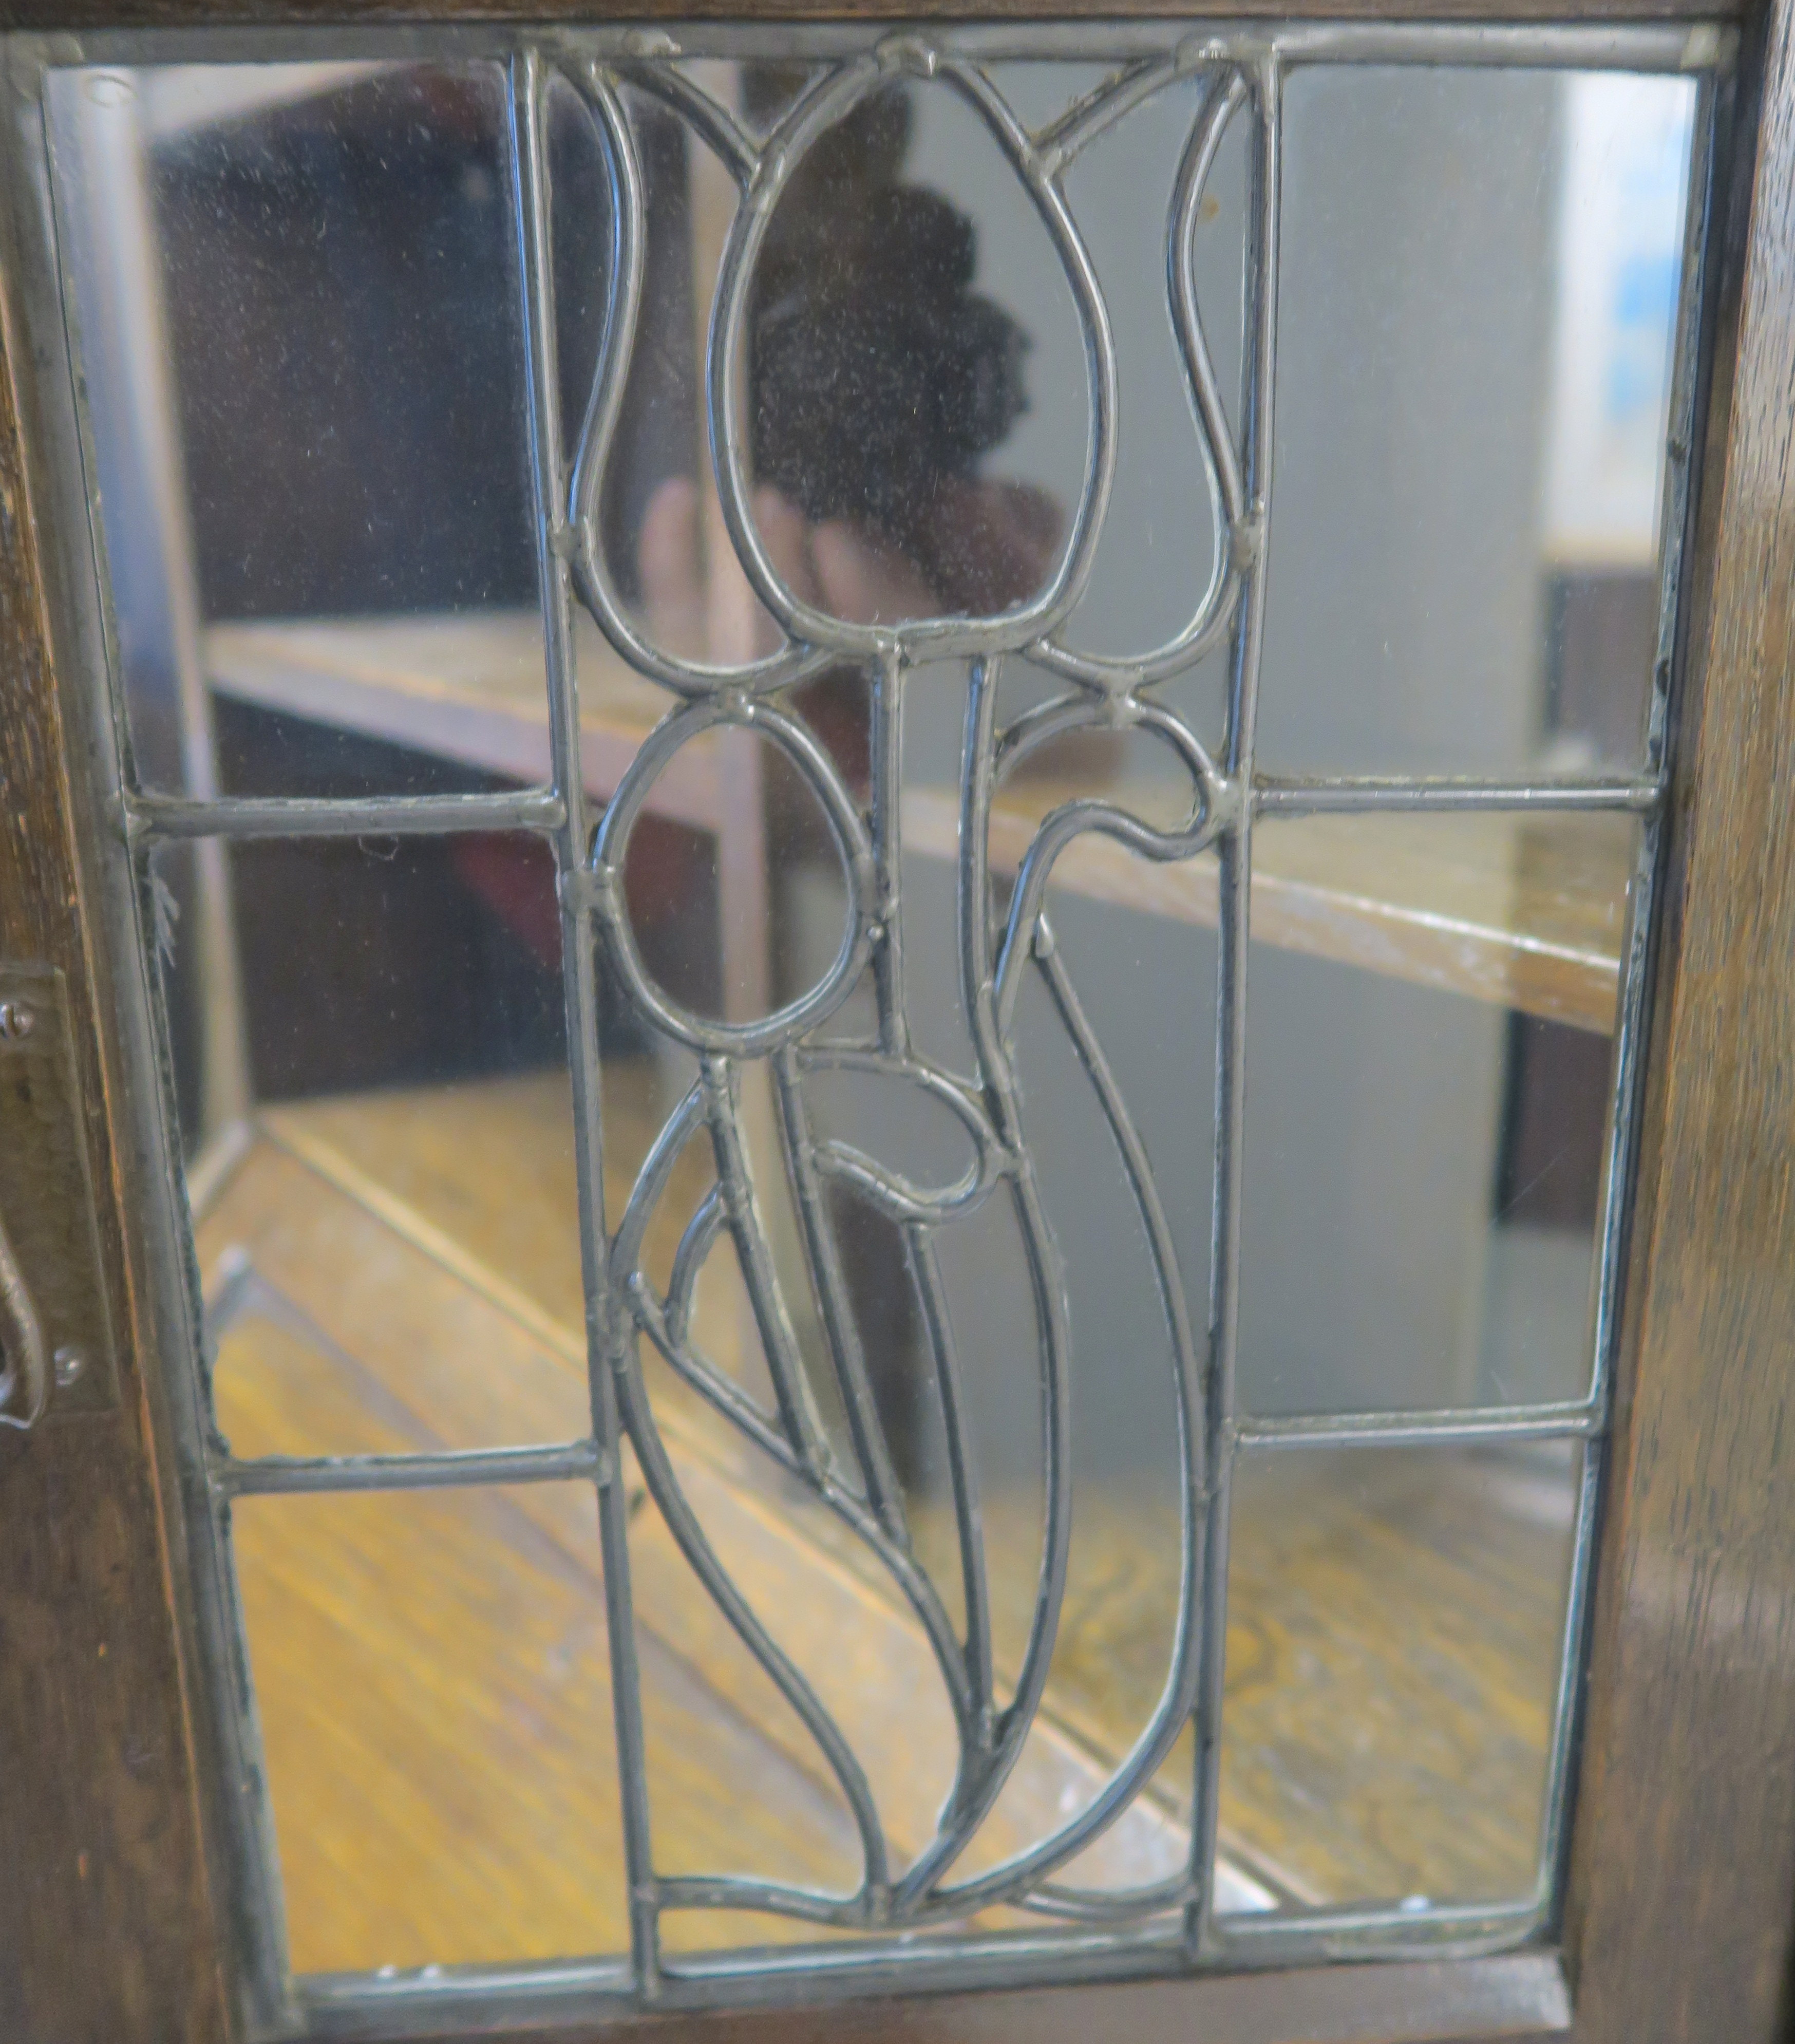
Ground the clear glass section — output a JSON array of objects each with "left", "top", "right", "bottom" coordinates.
[
  {"left": 1261, "top": 68, "right": 1696, "bottom": 777},
  {"left": 49, "top": 61, "right": 540, "bottom": 798},
  {"left": 234, "top": 1484, "right": 621, "bottom": 1973},
  {"left": 1238, "top": 812, "right": 1636, "bottom": 1416},
  {"left": 155, "top": 832, "right": 588, "bottom": 1455},
  {"left": 1217, "top": 1441, "right": 1580, "bottom": 1911}
]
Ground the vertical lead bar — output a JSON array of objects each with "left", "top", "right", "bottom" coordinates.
[
  {"left": 1191, "top": 52, "right": 1281, "bottom": 1955},
  {"left": 1534, "top": 71, "right": 1724, "bottom": 1916},
  {"left": 37, "top": 67, "right": 294, "bottom": 2029},
  {"left": 507, "top": 49, "right": 661, "bottom": 1995}
]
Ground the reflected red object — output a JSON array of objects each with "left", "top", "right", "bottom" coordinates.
[{"left": 450, "top": 816, "right": 711, "bottom": 973}]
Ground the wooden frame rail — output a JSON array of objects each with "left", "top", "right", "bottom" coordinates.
[{"left": 0, "top": 3, "right": 1791, "bottom": 2042}]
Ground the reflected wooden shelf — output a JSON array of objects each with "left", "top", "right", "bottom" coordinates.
[
  {"left": 208, "top": 613, "right": 1632, "bottom": 1038},
  {"left": 206, "top": 610, "right": 772, "bottom": 1015},
  {"left": 209, "top": 611, "right": 732, "bottom": 827},
  {"left": 194, "top": 1074, "right": 1568, "bottom": 1974},
  {"left": 905, "top": 786, "right": 1632, "bottom": 1036}
]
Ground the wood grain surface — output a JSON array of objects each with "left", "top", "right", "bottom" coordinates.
[
  {"left": 207, "top": 613, "right": 736, "bottom": 833},
  {"left": 1564, "top": 0, "right": 1795, "bottom": 2036},
  {"left": 199, "top": 1087, "right": 1209, "bottom": 1972},
  {"left": 207, "top": 614, "right": 1634, "bottom": 1034},
  {"left": 0, "top": 227, "right": 226, "bottom": 2041},
  {"left": 909, "top": 788, "right": 1633, "bottom": 1034},
  {"left": 193, "top": 1071, "right": 1575, "bottom": 1974},
  {"left": 0, "top": 10, "right": 1784, "bottom": 2041}
]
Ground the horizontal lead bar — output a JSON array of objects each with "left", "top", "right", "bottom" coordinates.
[
  {"left": 299, "top": 1956, "right": 635, "bottom": 2040},
  {"left": 1253, "top": 775, "right": 1661, "bottom": 817},
  {"left": 213, "top": 1439, "right": 606, "bottom": 1498},
  {"left": 298, "top": 1919, "right": 1557, "bottom": 2036},
  {"left": 1265, "top": 20, "right": 1725, "bottom": 70},
  {"left": 296, "top": 1933, "right": 1187, "bottom": 2036},
  {"left": 1210, "top": 1896, "right": 1544, "bottom": 1960},
  {"left": 1236, "top": 1400, "right": 1601, "bottom": 1450},
  {"left": 46, "top": 20, "right": 1733, "bottom": 77},
  {"left": 124, "top": 787, "right": 564, "bottom": 842},
  {"left": 126, "top": 775, "right": 1653, "bottom": 840}
]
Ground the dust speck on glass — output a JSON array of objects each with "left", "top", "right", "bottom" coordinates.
[{"left": 32, "top": 17, "right": 1714, "bottom": 2031}]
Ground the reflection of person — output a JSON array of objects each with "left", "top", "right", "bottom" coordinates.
[
  {"left": 636, "top": 81, "right": 1063, "bottom": 659},
  {"left": 636, "top": 468, "right": 1062, "bottom": 650},
  {"left": 625, "top": 82, "right": 1068, "bottom": 1488}
]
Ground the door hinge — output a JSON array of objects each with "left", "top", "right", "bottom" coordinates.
[{"left": 0, "top": 964, "right": 119, "bottom": 1428}]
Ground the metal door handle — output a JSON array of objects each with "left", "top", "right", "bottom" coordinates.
[{"left": 0, "top": 1206, "right": 47, "bottom": 1430}]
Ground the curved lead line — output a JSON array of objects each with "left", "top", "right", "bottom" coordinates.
[
  {"left": 893, "top": 654, "right": 1074, "bottom": 1907},
  {"left": 793, "top": 1041, "right": 1009, "bottom": 1227},
  {"left": 608, "top": 1078, "right": 708, "bottom": 1311},
  {"left": 796, "top": 1043, "right": 999, "bottom": 1148},
  {"left": 612, "top": 1074, "right": 980, "bottom": 1751},
  {"left": 994, "top": 685, "right": 1224, "bottom": 789},
  {"left": 994, "top": 798, "right": 1220, "bottom": 1039},
  {"left": 0, "top": 1207, "right": 47, "bottom": 1430},
  {"left": 812, "top": 1138, "right": 1000, "bottom": 1229},
  {"left": 1031, "top": 54, "right": 1178, "bottom": 174},
  {"left": 631, "top": 1276, "right": 790, "bottom": 1457},
  {"left": 990, "top": 702, "right": 1229, "bottom": 1036},
  {"left": 1032, "top": 69, "right": 1251, "bottom": 693},
  {"left": 562, "top": 64, "right": 834, "bottom": 702},
  {"left": 634, "top": 1239, "right": 983, "bottom": 1755},
  {"left": 1030, "top": 30, "right": 1235, "bottom": 174},
  {"left": 1171, "top": 73, "right": 1251, "bottom": 540},
  {"left": 631, "top": 1257, "right": 973, "bottom": 1738},
  {"left": 612, "top": 1317, "right": 893, "bottom": 1902},
  {"left": 768, "top": 1045, "right": 909, "bottom": 1543},
  {"left": 657, "top": 1874, "right": 873, "bottom": 1929},
  {"left": 605, "top": 1081, "right": 902, "bottom": 1914},
  {"left": 698, "top": 1056, "right": 830, "bottom": 1475},
  {"left": 767, "top": 1047, "right": 998, "bottom": 1758},
  {"left": 614, "top": 59, "right": 759, "bottom": 185},
  {"left": 917, "top": 930, "right": 1207, "bottom": 1917},
  {"left": 903, "top": 1222, "right": 995, "bottom": 1735},
  {"left": 994, "top": 685, "right": 1229, "bottom": 804},
  {"left": 590, "top": 691, "right": 878, "bottom": 1059},
  {"left": 894, "top": 1163, "right": 1075, "bottom": 1911},
  {"left": 1020, "top": 1872, "right": 1198, "bottom": 1923},
  {"left": 665, "top": 1182, "right": 726, "bottom": 1346},
  {"left": 617, "top": 1071, "right": 985, "bottom": 1741},
  {"left": 706, "top": 49, "right": 1118, "bottom": 664}
]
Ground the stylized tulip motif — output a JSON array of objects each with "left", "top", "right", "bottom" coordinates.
[{"left": 544, "top": 39, "right": 1269, "bottom": 1935}]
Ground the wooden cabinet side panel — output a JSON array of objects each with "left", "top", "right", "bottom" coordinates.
[
  {"left": 0, "top": 211, "right": 226, "bottom": 2044},
  {"left": 1567, "top": 1, "right": 1795, "bottom": 2038}
]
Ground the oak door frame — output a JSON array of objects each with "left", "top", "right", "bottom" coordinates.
[{"left": 2, "top": 3, "right": 1793, "bottom": 2039}]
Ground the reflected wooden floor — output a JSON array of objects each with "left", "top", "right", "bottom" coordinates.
[{"left": 199, "top": 1071, "right": 1572, "bottom": 1976}]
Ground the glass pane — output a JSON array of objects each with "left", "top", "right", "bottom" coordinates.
[
  {"left": 1238, "top": 812, "right": 1635, "bottom": 1417},
  {"left": 50, "top": 61, "right": 541, "bottom": 800},
  {"left": 43, "top": 31, "right": 1701, "bottom": 1995},
  {"left": 1218, "top": 1441, "right": 1580, "bottom": 1911},
  {"left": 235, "top": 1484, "right": 622, "bottom": 1973},
  {"left": 154, "top": 831, "right": 588, "bottom": 1456},
  {"left": 1261, "top": 68, "right": 1695, "bottom": 777}
]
